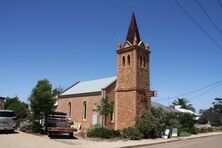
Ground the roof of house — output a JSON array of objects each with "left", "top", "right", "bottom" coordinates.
[
  {"left": 0, "top": 97, "right": 5, "bottom": 100},
  {"left": 174, "top": 105, "right": 197, "bottom": 114},
  {"left": 175, "top": 108, "right": 196, "bottom": 115},
  {"left": 60, "top": 76, "right": 117, "bottom": 96},
  {"left": 151, "top": 101, "right": 180, "bottom": 113}
]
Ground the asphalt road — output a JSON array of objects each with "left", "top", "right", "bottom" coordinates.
[
  {"left": 140, "top": 135, "right": 222, "bottom": 148},
  {"left": 0, "top": 131, "right": 221, "bottom": 148}
]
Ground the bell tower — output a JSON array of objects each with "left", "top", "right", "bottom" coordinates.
[{"left": 115, "top": 13, "right": 151, "bottom": 130}]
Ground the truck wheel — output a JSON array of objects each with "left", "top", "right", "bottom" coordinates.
[
  {"left": 48, "top": 132, "right": 52, "bottom": 138},
  {"left": 69, "top": 132, "right": 73, "bottom": 138}
]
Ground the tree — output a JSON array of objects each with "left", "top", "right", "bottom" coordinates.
[
  {"left": 4, "top": 96, "right": 29, "bottom": 122},
  {"left": 172, "top": 98, "right": 195, "bottom": 112},
  {"left": 200, "top": 98, "right": 222, "bottom": 126},
  {"left": 52, "top": 87, "right": 63, "bottom": 103},
  {"left": 94, "top": 96, "right": 113, "bottom": 127},
  {"left": 28, "top": 79, "right": 56, "bottom": 121},
  {"left": 212, "top": 98, "right": 222, "bottom": 113}
]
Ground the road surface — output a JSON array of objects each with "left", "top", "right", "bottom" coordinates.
[
  {"left": 0, "top": 131, "right": 222, "bottom": 148},
  {"left": 141, "top": 135, "right": 222, "bottom": 148},
  {"left": 0, "top": 131, "right": 81, "bottom": 148}
]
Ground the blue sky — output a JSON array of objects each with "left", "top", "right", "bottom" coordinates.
[{"left": 0, "top": 0, "right": 222, "bottom": 112}]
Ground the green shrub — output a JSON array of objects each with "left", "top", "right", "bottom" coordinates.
[
  {"left": 170, "top": 113, "right": 196, "bottom": 134},
  {"left": 168, "top": 118, "right": 181, "bottom": 129},
  {"left": 135, "top": 111, "right": 159, "bottom": 138},
  {"left": 151, "top": 108, "right": 170, "bottom": 133},
  {"left": 179, "top": 130, "right": 192, "bottom": 137},
  {"left": 121, "top": 127, "right": 143, "bottom": 140},
  {"left": 86, "top": 108, "right": 198, "bottom": 140},
  {"left": 197, "top": 116, "right": 208, "bottom": 124},
  {"left": 190, "top": 126, "right": 198, "bottom": 134},
  {"left": 177, "top": 113, "right": 195, "bottom": 129},
  {"left": 135, "top": 108, "right": 176, "bottom": 139},
  {"left": 211, "top": 121, "right": 222, "bottom": 127},
  {"left": 87, "top": 125, "right": 120, "bottom": 139},
  {"left": 32, "top": 121, "right": 41, "bottom": 133}
]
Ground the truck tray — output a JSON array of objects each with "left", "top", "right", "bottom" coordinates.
[{"left": 47, "top": 127, "right": 74, "bottom": 132}]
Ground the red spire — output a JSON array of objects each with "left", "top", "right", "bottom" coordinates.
[{"left": 125, "top": 12, "right": 141, "bottom": 44}]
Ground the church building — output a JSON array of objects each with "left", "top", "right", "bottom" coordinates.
[{"left": 57, "top": 13, "right": 153, "bottom": 130}]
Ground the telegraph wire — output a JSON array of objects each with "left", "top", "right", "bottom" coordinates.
[
  {"left": 154, "top": 79, "right": 222, "bottom": 102},
  {"left": 189, "top": 82, "right": 222, "bottom": 100},
  {"left": 195, "top": 0, "right": 222, "bottom": 36},
  {"left": 174, "top": 0, "right": 222, "bottom": 51},
  {"left": 217, "top": 0, "right": 222, "bottom": 8}
]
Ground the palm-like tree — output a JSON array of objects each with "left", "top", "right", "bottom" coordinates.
[{"left": 172, "top": 98, "right": 195, "bottom": 112}]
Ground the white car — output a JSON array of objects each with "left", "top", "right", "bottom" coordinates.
[{"left": 0, "top": 110, "right": 17, "bottom": 131}]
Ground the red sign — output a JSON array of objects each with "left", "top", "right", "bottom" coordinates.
[{"left": 153, "top": 90, "right": 158, "bottom": 97}]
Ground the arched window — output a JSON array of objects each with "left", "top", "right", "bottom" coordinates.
[
  {"left": 143, "top": 57, "right": 146, "bottom": 68},
  {"left": 110, "top": 102, "right": 114, "bottom": 122},
  {"left": 127, "top": 55, "right": 130, "bottom": 66},
  {"left": 139, "top": 56, "right": 142, "bottom": 67},
  {"left": 83, "top": 101, "right": 87, "bottom": 120},
  {"left": 68, "top": 102, "right": 71, "bottom": 116},
  {"left": 122, "top": 56, "right": 125, "bottom": 67}
]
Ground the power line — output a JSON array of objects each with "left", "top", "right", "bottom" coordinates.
[
  {"left": 189, "top": 82, "right": 222, "bottom": 100},
  {"left": 217, "top": 0, "right": 222, "bottom": 8},
  {"left": 154, "top": 79, "right": 222, "bottom": 102},
  {"left": 195, "top": 0, "right": 222, "bottom": 36},
  {"left": 174, "top": 0, "right": 222, "bottom": 51}
]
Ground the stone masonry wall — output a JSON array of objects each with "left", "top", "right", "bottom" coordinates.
[
  {"left": 116, "top": 49, "right": 137, "bottom": 91},
  {"left": 57, "top": 94, "right": 101, "bottom": 129},
  {"left": 115, "top": 90, "right": 136, "bottom": 130},
  {"left": 105, "top": 81, "right": 116, "bottom": 130}
]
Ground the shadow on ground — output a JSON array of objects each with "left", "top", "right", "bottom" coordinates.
[
  {"left": 0, "top": 130, "right": 19, "bottom": 134},
  {"left": 49, "top": 134, "right": 78, "bottom": 139}
]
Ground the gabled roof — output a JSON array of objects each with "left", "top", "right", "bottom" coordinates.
[{"left": 60, "top": 76, "right": 117, "bottom": 96}]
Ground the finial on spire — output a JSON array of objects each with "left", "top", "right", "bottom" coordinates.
[
  {"left": 131, "top": 0, "right": 135, "bottom": 12},
  {"left": 125, "top": 12, "right": 141, "bottom": 45}
]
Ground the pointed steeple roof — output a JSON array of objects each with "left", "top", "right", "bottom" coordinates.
[{"left": 125, "top": 12, "right": 141, "bottom": 44}]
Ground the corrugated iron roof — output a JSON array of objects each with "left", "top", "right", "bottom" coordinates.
[
  {"left": 152, "top": 102, "right": 180, "bottom": 113},
  {"left": 61, "top": 76, "right": 117, "bottom": 96}
]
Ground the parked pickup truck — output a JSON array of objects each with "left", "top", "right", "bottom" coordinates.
[{"left": 41, "top": 112, "right": 75, "bottom": 138}]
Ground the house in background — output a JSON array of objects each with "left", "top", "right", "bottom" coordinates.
[
  {"left": 151, "top": 102, "right": 180, "bottom": 113},
  {"left": 0, "top": 97, "right": 5, "bottom": 110},
  {"left": 57, "top": 13, "right": 155, "bottom": 130},
  {"left": 174, "top": 105, "right": 196, "bottom": 115}
]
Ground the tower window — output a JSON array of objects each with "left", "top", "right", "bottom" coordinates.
[
  {"left": 122, "top": 56, "right": 126, "bottom": 67},
  {"left": 139, "top": 56, "right": 142, "bottom": 67},
  {"left": 127, "top": 55, "right": 130, "bottom": 66},
  {"left": 110, "top": 102, "right": 114, "bottom": 122},
  {"left": 68, "top": 102, "right": 71, "bottom": 116},
  {"left": 143, "top": 57, "right": 146, "bottom": 68},
  {"left": 83, "top": 101, "right": 87, "bottom": 120}
]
